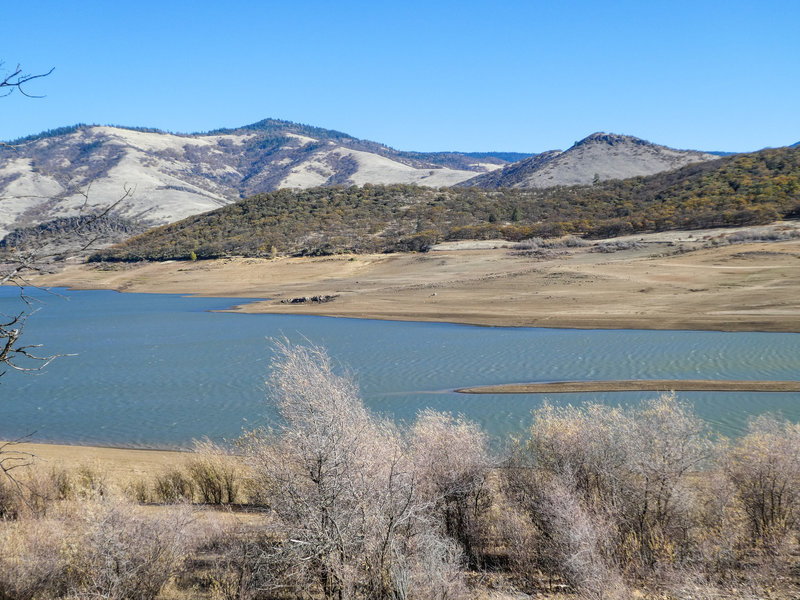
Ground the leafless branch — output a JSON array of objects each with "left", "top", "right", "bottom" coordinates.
[{"left": 0, "top": 63, "right": 54, "bottom": 98}]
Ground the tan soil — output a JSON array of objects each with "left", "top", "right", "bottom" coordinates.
[
  {"left": 2, "top": 441, "right": 189, "bottom": 481},
  {"left": 31, "top": 231, "right": 800, "bottom": 333}
]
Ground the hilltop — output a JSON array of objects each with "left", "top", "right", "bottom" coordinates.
[{"left": 459, "top": 132, "right": 719, "bottom": 188}]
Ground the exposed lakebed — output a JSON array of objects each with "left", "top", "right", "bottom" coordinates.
[{"left": 1, "top": 286, "right": 798, "bottom": 448}]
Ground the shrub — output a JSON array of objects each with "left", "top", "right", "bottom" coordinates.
[
  {"left": 724, "top": 415, "right": 800, "bottom": 550},
  {"left": 68, "top": 497, "right": 194, "bottom": 600},
  {"left": 0, "top": 516, "right": 71, "bottom": 599},
  {"left": 411, "top": 409, "right": 494, "bottom": 567},
  {"left": 0, "top": 495, "right": 194, "bottom": 600},
  {"left": 509, "top": 394, "right": 713, "bottom": 589},
  {"left": 187, "top": 439, "right": 241, "bottom": 505},
  {"left": 153, "top": 467, "right": 195, "bottom": 504}
]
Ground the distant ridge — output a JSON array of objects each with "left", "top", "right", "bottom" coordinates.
[{"left": 459, "top": 132, "right": 720, "bottom": 189}]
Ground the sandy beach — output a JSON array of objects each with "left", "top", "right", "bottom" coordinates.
[
  {"left": 1, "top": 441, "right": 188, "bottom": 481},
  {"left": 31, "top": 226, "right": 800, "bottom": 333}
]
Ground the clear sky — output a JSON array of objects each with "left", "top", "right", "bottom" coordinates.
[{"left": 3, "top": 0, "right": 799, "bottom": 153}]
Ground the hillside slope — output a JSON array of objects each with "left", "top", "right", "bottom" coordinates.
[
  {"left": 460, "top": 132, "right": 719, "bottom": 188},
  {"left": 0, "top": 120, "right": 516, "bottom": 237},
  {"left": 88, "top": 145, "right": 800, "bottom": 261}
]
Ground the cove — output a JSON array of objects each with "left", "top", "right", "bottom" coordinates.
[{"left": 1, "top": 286, "right": 799, "bottom": 449}]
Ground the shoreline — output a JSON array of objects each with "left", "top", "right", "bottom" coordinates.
[{"left": 28, "top": 232, "right": 800, "bottom": 334}]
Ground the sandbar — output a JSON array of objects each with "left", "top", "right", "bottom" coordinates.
[{"left": 457, "top": 379, "right": 800, "bottom": 394}]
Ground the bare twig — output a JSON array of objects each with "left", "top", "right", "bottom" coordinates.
[{"left": 0, "top": 63, "right": 54, "bottom": 98}]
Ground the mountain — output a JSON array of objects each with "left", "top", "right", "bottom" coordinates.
[
  {"left": 90, "top": 145, "right": 800, "bottom": 262},
  {"left": 459, "top": 132, "right": 719, "bottom": 189},
  {"left": 0, "top": 120, "right": 522, "bottom": 237}
]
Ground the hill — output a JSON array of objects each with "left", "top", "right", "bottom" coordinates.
[
  {"left": 0, "top": 120, "right": 522, "bottom": 238},
  {"left": 88, "top": 145, "right": 800, "bottom": 261},
  {"left": 460, "top": 132, "right": 719, "bottom": 188}
]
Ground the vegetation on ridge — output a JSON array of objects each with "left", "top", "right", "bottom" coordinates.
[{"left": 89, "top": 145, "right": 800, "bottom": 262}]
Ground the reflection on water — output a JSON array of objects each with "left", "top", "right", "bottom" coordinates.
[{"left": 1, "top": 287, "right": 798, "bottom": 448}]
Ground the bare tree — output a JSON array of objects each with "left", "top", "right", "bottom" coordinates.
[
  {"left": 0, "top": 62, "right": 137, "bottom": 511},
  {"left": 242, "top": 342, "right": 467, "bottom": 599}
]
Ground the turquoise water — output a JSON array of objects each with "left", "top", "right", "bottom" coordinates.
[{"left": 1, "top": 286, "right": 798, "bottom": 448}]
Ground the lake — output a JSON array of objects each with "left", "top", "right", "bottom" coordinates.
[{"left": 1, "top": 286, "right": 799, "bottom": 448}]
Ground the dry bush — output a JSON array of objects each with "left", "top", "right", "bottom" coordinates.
[
  {"left": 242, "top": 342, "right": 467, "bottom": 599},
  {"left": 0, "top": 515, "right": 72, "bottom": 599},
  {"left": 64, "top": 496, "right": 194, "bottom": 599},
  {"left": 187, "top": 439, "right": 242, "bottom": 505},
  {"left": 724, "top": 415, "right": 800, "bottom": 556},
  {"left": 198, "top": 528, "right": 300, "bottom": 600},
  {"left": 0, "top": 494, "right": 195, "bottom": 600},
  {"left": 124, "top": 476, "right": 150, "bottom": 504},
  {"left": 153, "top": 467, "right": 196, "bottom": 504},
  {"left": 510, "top": 394, "right": 713, "bottom": 590},
  {"left": 73, "top": 463, "right": 108, "bottom": 498},
  {"left": 393, "top": 531, "right": 469, "bottom": 600},
  {"left": 0, "top": 474, "right": 21, "bottom": 519},
  {"left": 536, "top": 476, "right": 628, "bottom": 600},
  {"left": 411, "top": 409, "right": 494, "bottom": 567},
  {"left": 0, "top": 465, "right": 77, "bottom": 520}
]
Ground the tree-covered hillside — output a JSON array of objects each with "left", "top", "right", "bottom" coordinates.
[{"left": 90, "top": 146, "right": 800, "bottom": 261}]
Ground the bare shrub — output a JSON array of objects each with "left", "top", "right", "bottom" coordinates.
[
  {"left": 0, "top": 474, "right": 20, "bottom": 519},
  {"left": 65, "top": 496, "right": 195, "bottom": 600},
  {"left": 242, "top": 342, "right": 466, "bottom": 599},
  {"left": 512, "top": 235, "right": 589, "bottom": 256},
  {"left": 124, "top": 476, "right": 150, "bottom": 504},
  {"left": 0, "top": 494, "right": 195, "bottom": 600},
  {"left": 200, "top": 529, "right": 298, "bottom": 600},
  {"left": 393, "top": 531, "right": 468, "bottom": 600},
  {"left": 411, "top": 409, "right": 494, "bottom": 567},
  {"left": 724, "top": 415, "right": 800, "bottom": 551},
  {"left": 514, "top": 237, "right": 544, "bottom": 250},
  {"left": 2, "top": 465, "right": 75, "bottom": 519},
  {"left": 74, "top": 463, "right": 107, "bottom": 498},
  {"left": 0, "top": 516, "right": 71, "bottom": 599},
  {"left": 591, "top": 240, "right": 643, "bottom": 253},
  {"left": 724, "top": 228, "right": 800, "bottom": 244},
  {"left": 537, "top": 475, "right": 628, "bottom": 600},
  {"left": 691, "top": 469, "right": 750, "bottom": 576},
  {"left": 188, "top": 439, "right": 241, "bottom": 505},
  {"left": 513, "top": 394, "right": 712, "bottom": 585},
  {"left": 489, "top": 497, "right": 542, "bottom": 592},
  {"left": 154, "top": 467, "right": 196, "bottom": 504}
]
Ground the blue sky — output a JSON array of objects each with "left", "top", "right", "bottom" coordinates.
[{"left": 3, "top": 1, "right": 799, "bottom": 153}]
